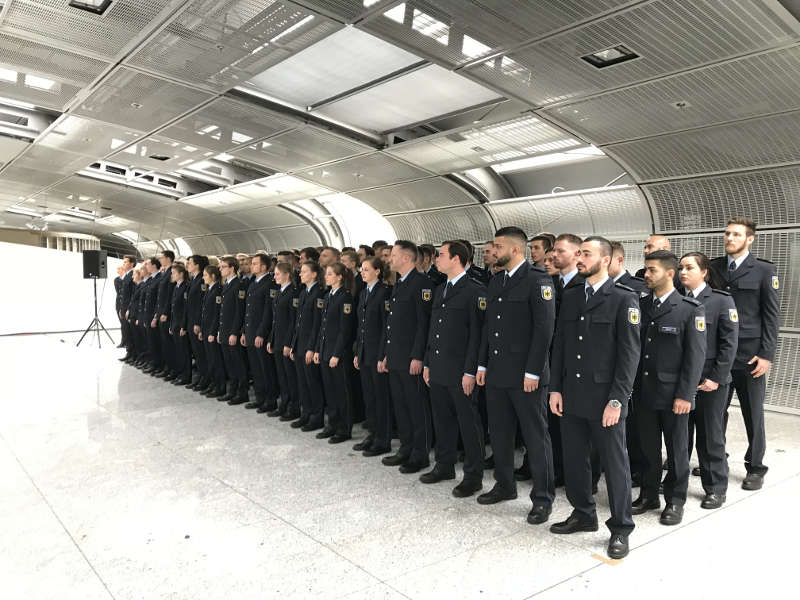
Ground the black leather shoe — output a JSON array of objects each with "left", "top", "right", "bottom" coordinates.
[
  {"left": 607, "top": 534, "right": 629, "bottom": 559},
  {"left": 514, "top": 464, "right": 532, "bottom": 481},
  {"left": 328, "top": 434, "right": 351, "bottom": 444},
  {"left": 742, "top": 472, "right": 764, "bottom": 490},
  {"left": 267, "top": 408, "right": 283, "bottom": 417},
  {"left": 527, "top": 504, "right": 552, "bottom": 525},
  {"left": 352, "top": 436, "right": 374, "bottom": 452},
  {"left": 279, "top": 412, "right": 299, "bottom": 422},
  {"left": 185, "top": 382, "right": 199, "bottom": 390},
  {"left": 255, "top": 405, "right": 272, "bottom": 414},
  {"left": 164, "top": 373, "right": 177, "bottom": 382},
  {"left": 659, "top": 503, "right": 684, "bottom": 526},
  {"left": 419, "top": 465, "right": 455, "bottom": 484},
  {"left": 244, "top": 402, "right": 260, "bottom": 409},
  {"left": 362, "top": 446, "right": 391, "bottom": 457},
  {"left": 476, "top": 487, "right": 517, "bottom": 505},
  {"left": 381, "top": 453, "right": 409, "bottom": 467},
  {"left": 483, "top": 455, "right": 494, "bottom": 470},
  {"left": 631, "top": 496, "right": 660, "bottom": 515},
  {"left": 227, "top": 397, "right": 248, "bottom": 406},
  {"left": 220, "top": 394, "right": 236, "bottom": 403},
  {"left": 315, "top": 427, "right": 335, "bottom": 440},
  {"left": 691, "top": 466, "right": 701, "bottom": 477},
  {"left": 118, "top": 355, "right": 132, "bottom": 362},
  {"left": 290, "top": 416, "right": 309, "bottom": 429},
  {"left": 452, "top": 480, "right": 483, "bottom": 498},
  {"left": 301, "top": 420, "right": 323, "bottom": 432},
  {"left": 549, "top": 514, "right": 599, "bottom": 534},
  {"left": 399, "top": 461, "right": 429, "bottom": 474},
  {"left": 700, "top": 493, "right": 726, "bottom": 509}
]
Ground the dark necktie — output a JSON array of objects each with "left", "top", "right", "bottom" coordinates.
[
  {"left": 503, "top": 272, "right": 509, "bottom": 287},
  {"left": 729, "top": 261, "right": 737, "bottom": 273},
  {"left": 686, "top": 291, "right": 694, "bottom": 298},
  {"left": 556, "top": 276, "right": 564, "bottom": 295},
  {"left": 653, "top": 297, "right": 661, "bottom": 309},
  {"left": 585, "top": 286, "right": 594, "bottom": 303},
  {"left": 443, "top": 281, "right": 453, "bottom": 298}
]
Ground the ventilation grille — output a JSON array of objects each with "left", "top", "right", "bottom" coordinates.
[
  {"left": 386, "top": 205, "right": 494, "bottom": 245},
  {"left": 766, "top": 334, "right": 800, "bottom": 412},
  {"left": 645, "top": 166, "right": 800, "bottom": 233}
]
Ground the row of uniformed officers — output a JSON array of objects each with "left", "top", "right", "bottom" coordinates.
[{"left": 114, "top": 215, "right": 779, "bottom": 560}]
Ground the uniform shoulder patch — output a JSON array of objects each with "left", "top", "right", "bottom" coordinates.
[
  {"left": 541, "top": 284, "right": 553, "bottom": 301},
  {"left": 757, "top": 257, "right": 775, "bottom": 265},
  {"left": 695, "top": 316, "right": 706, "bottom": 332},
  {"left": 215, "top": 296, "right": 222, "bottom": 304},
  {"left": 292, "top": 298, "right": 299, "bottom": 308},
  {"left": 478, "top": 296, "right": 487, "bottom": 310},
  {"left": 343, "top": 303, "right": 352, "bottom": 314},
  {"left": 728, "top": 308, "right": 739, "bottom": 322},
  {"left": 615, "top": 282, "right": 634, "bottom": 292},
  {"left": 682, "top": 296, "right": 701, "bottom": 306},
  {"left": 712, "top": 289, "right": 731, "bottom": 296},
  {"left": 385, "top": 300, "right": 391, "bottom": 312},
  {"left": 422, "top": 289, "right": 432, "bottom": 301},
  {"left": 238, "top": 290, "right": 246, "bottom": 300},
  {"left": 628, "top": 307, "right": 640, "bottom": 324},
  {"left": 316, "top": 298, "right": 324, "bottom": 309},
  {"left": 270, "top": 289, "right": 277, "bottom": 298},
  {"left": 772, "top": 275, "right": 780, "bottom": 290}
]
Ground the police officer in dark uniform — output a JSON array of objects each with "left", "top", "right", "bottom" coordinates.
[
  {"left": 218, "top": 256, "right": 248, "bottom": 405},
  {"left": 609, "top": 241, "right": 646, "bottom": 293},
  {"left": 634, "top": 235, "right": 683, "bottom": 292},
  {"left": 379, "top": 240, "right": 433, "bottom": 473},
  {"left": 168, "top": 263, "right": 192, "bottom": 385},
  {"left": 710, "top": 216, "right": 780, "bottom": 491},
  {"left": 184, "top": 255, "right": 209, "bottom": 392},
  {"left": 201, "top": 265, "right": 226, "bottom": 398},
  {"left": 268, "top": 262, "right": 299, "bottom": 419},
  {"left": 475, "top": 226, "right": 556, "bottom": 525},
  {"left": 118, "top": 256, "right": 136, "bottom": 360},
  {"left": 633, "top": 250, "right": 706, "bottom": 526},
  {"left": 422, "top": 241, "right": 486, "bottom": 497},
  {"left": 258, "top": 277, "right": 282, "bottom": 414},
  {"left": 549, "top": 237, "right": 640, "bottom": 560},
  {"left": 354, "top": 256, "right": 392, "bottom": 456},
  {"left": 154, "top": 251, "right": 175, "bottom": 378},
  {"left": 290, "top": 261, "right": 325, "bottom": 429},
  {"left": 679, "top": 252, "right": 738, "bottom": 508},
  {"left": 142, "top": 258, "right": 162, "bottom": 373},
  {"left": 460, "top": 239, "right": 489, "bottom": 287},
  {"left": 241, "top": 253, "right": 272, "bottom": 411}
]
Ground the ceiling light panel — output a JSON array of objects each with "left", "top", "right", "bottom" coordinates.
[
  {"left": 13, "top": 144, "right": 93, "bottom": 177},
  {"left": 110, "top": 135, "right": 216, "bottom": 172},
  {"left": 316, "top": 64, "right": 500, "bottom": 133},
  {"left": 279, "top": 0, "right": 390, "bottom": 22},
  {"left": 0, "top": 33, "right": 109, "bottom": 111},
  {"left": 544, "top": 45, "right": 800, "bottom": 145},
  {"left": 0, "top": 0, "right": 169, "bottom": 60},
  {"left": 127, "top": 0, "right": 341, "bottom": 92},
  {"left": 300, "top": 152, "right": 432, "bottom": 192},
  {"left": 245, "top": 27, "right": 421, "bottom": 107},
  {"left": 74, "top": 67, "right": 214, "bottom": 131},
  {"left": 360, "top": 0, "right": 631, "bottom": 67},
  {"left": 231, "top": 126, "right": 371, "bottom": 172},
  {"left": 467, "top": 0, "right": 799, "bottom": 108},
  {"left": 160, "top": 97, "right": 296, "bottom": 153}
]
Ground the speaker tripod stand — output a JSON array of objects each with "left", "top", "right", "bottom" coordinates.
[{"left": 77, "top": 277, "right": 115, "bottom": 348}]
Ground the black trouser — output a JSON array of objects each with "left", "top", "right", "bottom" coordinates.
[
  {"left": 486, "top": 385, "right": 554, "bottom": 507},
  {"left": 430, "top": 382, "right": 484, "bottom": 482},
  {"left": 350, "top": 366, "right": 365, "bottom": 424},
  {"left": 294, "top": 352, "right": 311, "bottom": 416},
  {"left": 626, "top": 393, "right": 649, "bottom": 479},
  {"left": 276, "top": 353, "right": 298, "bottom": 414},
  {"left": 726, "top": 344, "right": 768, "bottom": 475},
  {"left": 205, "top": 338, "right": 226, "bottom": 391},
  {"left": 637, "top": 403, "right": 689, "bottom": 505},
  {"left": 389, "top": 369, "right": 431, "bottom": 464},
  {"left": 171, "top": 329, "right": 192, "bottom": 382},
  {"left": 132, "top": 321, "right": 146, "bottom": 360},
  {"left": 321, "top": 355, "right": 352, "bottom": 436},
  {"left": 691, "top": 384, "right": 729, "bottom": 494},
  {"left": 273, "top": 348, "right": 290, "bottom": 409},
  {"left": 147, "top": 322, "right": 162, "bottom": 368},
  {"left": 562, "top": 413, "right": 634, "bottom": 536},
  {"left": 548, "top": 410, "right": 564, "bottom": 483},
  {"left": 247, "top": 344, "right": 269, "bottom": 404},
  {"left": 360, "top": 364, "right": 391, "bottom": 450},
  {"left": 221, "top": 338, "right": 247, "bottom": 398},
  {"left": 303, "top": 359, "right": 324, "bottom": 424},
  {"left": 159, "top": 321, "right": 174, "bottom": 372},
  {"left": 188, "top": 329, "right": 207, "bottom": 385},
  {"left": 120, "top": 314, "right": 133, "bottom": 352}
]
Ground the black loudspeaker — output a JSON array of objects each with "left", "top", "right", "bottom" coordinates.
[{"left": 83, "top": 249, "right": 107, "bottom": 279}]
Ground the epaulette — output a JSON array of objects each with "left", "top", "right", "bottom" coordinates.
[
  {"left": 631, "top": 275, "right": 645, "bottom": 282},
  {"left": 531, "top": 264, "right": 547, "bottom": 273},
  {"left": 614, "top": 282, "right": 634, "bottom": 292},
  {"left": 756, "top": 257, "right": 774, "bottom": 265},
  {"left": 682, "top": 296, "right": 701, "bottom": 306},
  {"left": 712, "top": 288, "right": 731, "bottom": 296}
]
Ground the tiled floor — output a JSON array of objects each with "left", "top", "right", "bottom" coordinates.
[{"left": 2, "top": 334, "right": 797, "bottom": 599}]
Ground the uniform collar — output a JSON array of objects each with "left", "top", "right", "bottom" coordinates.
[
  {"left": 560, "top": 268, "right": 578, "bottom": 286},
  {"left": 690, "top": 282, "right": 706, "bottom": 297},
  {"left": 280, "top": 283, "right": 290, "bottom": 292},
  {"left": 367, "top": 281, "right": 377, "bottom": 292},
  {"left": 727, "top": 251, "right": 749, "bottom": 269},
  {"left": 447, "top": 271, "right": 467, "bottom": 286},
  {"left": 505, "top": 260, "right": 525, "bottom": 278},
  {"left": 655, "top": 288, "right": 676, "bottom": 304},
  {"left": 585, "top": 276, "right": 609, "bottom": 294}
]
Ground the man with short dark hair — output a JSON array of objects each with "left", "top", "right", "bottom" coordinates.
[
  {"left": 357, "top": 244, "right": 375, "bottom": 262},
  {"left": 460, "top": 239, "right": 489, "bottom": 287},
  {"left": 300, "top": 247, "right": 320, "bottom": 263},
  {"left": 710, "top": 216, "right": 779, "bottom": 491},
  {"left": 528, "top": 235, "right": 553, "bottom": 267},
  {"left": 152, "top": 251, "right": 175, "bottom": 378},
  {"left": 142, "top": 257, "right": 163, "bottom": 373},
  {"left": 422, "top": 240, "right": 486, "bottom": 497},
  {"left": 118, "top": 255, "right": 137, "bottom": 361},
  {"left": 609, "top": 241, "right": 646, "bottom": 293},
  {"left": 319, "top": 247, "right": 341, "bottom": 267},
  {"left": 633, "top": 250, "right": 706, "bottom": 526},
  {"left": 482, "top": 241, "right": 498, "bottom": 274},
  {"left": 241, "top": 253, "right": 273, "bottom": 411},
  {"left": 218, "top": 256, "right": 248, "bottom": 405},
  {"left": 185, "top": 255, "right": 209, "bottom": 391},
  {"left": 476, "top": 226, "right": 556, "bottom": 525}
]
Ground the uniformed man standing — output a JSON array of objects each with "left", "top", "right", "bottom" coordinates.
[
  {"left": 154, "top": 251, "right": 175, "bottom": 378},
  {"left": 422, "top": 241, "right": 486, "bottom": 497},
  {"left": 218, "top": 256, "right": 248, "bottom": 405},
  {"left": 475, "top": 226, "right": 556, "bottom": 525},
  {"left": 241, "top": 254, "right": 272, "bottom": 411},
  {"left": 118, "top": 255, "right": 136, "bottom": 362},
  {"left": 142, "top": 258, "right": 162, "bottom": 374},
  {"left": 710, "top": 217, "right": 780, "bottom": 491},
  {"left": 379, "top": 240, "right": 433, "bottom": 473},
  {"left": 185, "top": 255, "right": 209, "bottom": 392},
  {"left": 548, "top": 237, "right": 640, "bottom": 559},
  {"left": 608, "top": 241, "right": 646, "bottom": 293},
  {"left": 633, "top": 250, "right": 706, "bottom": 526}
]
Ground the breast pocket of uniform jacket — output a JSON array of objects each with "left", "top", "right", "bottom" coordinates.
[{"left": 589, "top": 316, "right": 613, "bottom": 335}]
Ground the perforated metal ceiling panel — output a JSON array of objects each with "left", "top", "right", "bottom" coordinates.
[
  {"left": 13, "top": 144, "right": 92, "bottom": 177},
  {"left": 109, "top": 135, "right": 217, "bottom": 173},
  {"left": 360, "top": 0, "right": 632, "bottom": 67},
  {"left": 226, "top": 205, "right": 307, "bottom": 228},
  {"left": 386, "top": 204, "right": 494, "bottom": 245},
  {"left": 545, "top": 44, "right": 800, "bottom": 144},
  {"left": 38, "top": 116, "right": 142, "bottom": 159},
  {"left": 300, "top": 152, "right": 432, "bottom": 192},
  {"left": 231, "top": 126, "right": 371, "bottom": 172},
  {"left": 607, "top": 110, "right": 800, "bottom": 182},
  {"left": 75, "top": 68, "right": 214, "bottom": 132},
  {"left": 466, "top": 0, "right": 799, "bottom": 107},
  {"left": 580, "top": 187, "right": 650, "bottom": 236},
  {"left": 0, "top": 0, "right": 172, "bottom": 60},
  {"left": 230, "top": 175, "right": 332, "bottom": 203},
  {"left": 316, "top": 63, "right": 501, "bottom": 133},
  {"left": 350, "top": 176, "right": 480, "bottom": 214},
  {"left": 291, "top": 0, "right": 392, "bottom": 22},
  {"left": 128, "top": 0, "right": 341, "bottom": 91},
  {"left": 645, "top": 166, "right": 800, "bottom": 233},
  {"left": 486, "top": 200, "right": 543, "bottom": 237},
  {"left": 0, "top": 32, "right": 110, "bottom": 111}
]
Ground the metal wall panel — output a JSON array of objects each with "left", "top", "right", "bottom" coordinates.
[
  {"left": 350, "top": 177, "right": 480, "bottom": 214},
  {"left": 386, "top": 205, "right": 495, "bottom": 245},
  {"left": 766, "top": 334, "right": 800, "bottom": 413},
  {"left": 300, "top": 152, "right": 432, "bottom": 192}
]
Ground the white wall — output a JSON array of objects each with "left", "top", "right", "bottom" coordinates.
[{"left": 0, "top": 242, "right": 122, "bottom": 336}]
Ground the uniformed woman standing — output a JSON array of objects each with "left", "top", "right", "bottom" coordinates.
[
  {"left": 354, "top": 257, "right": 392, "bottom": 456},
  {"left": 201, "top": 265, "right": 226, "bottom": 398},
  {"left": 679, "top": 252, "right": 739, "bottom": 509},
  {"left": 267, "top": 262, "right": 299, "bottom": 420},
  {"left": 169, "top": 263, "right": 192, "bottom": 385},
  {"left": 314, "top": 262, "right": 356, "bottom": 444}
]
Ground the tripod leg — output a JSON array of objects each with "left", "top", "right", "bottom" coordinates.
[
  {"left": 96, "top": 318, "right": 115, "bottom": 344},
  {"left": 77, "top": 318, "right": 96, "bottom": 347}
]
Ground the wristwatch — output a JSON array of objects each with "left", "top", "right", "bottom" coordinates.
[{"left": 607, "top": 399, "right": 622, "bottom": 409}]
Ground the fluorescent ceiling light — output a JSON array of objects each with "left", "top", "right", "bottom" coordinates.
[
  {"left": 384, "top": 3, "right": 405, "bottom": 23},
  {"left": 363, "top": 0, "right": 382, "bottom": 6},
  {"left": 521, "top": 138, "right": 582, "bottom": 154},
  {"left": 69, "top": 0, "right": 113, "bottom": 15},
  {"left": 0, "top": 96, "right": 34, "bottom": 109},
  {"left": 57, "top": 209, "right": 96, "bottom": 221},
  {"left": 462, "top": 35, "right": 491, "bottom": 59},
  {"left": 24, "top": 74, "right": 56, "bottom": 90},
  {"left": 0, "top": 68, "right": 17, "bottom": 83},
  {"left": 581, "top": 45, "right": 639, "bottom": 68},
  {"left": 231, "top": 131, "right": 252, "bottom": 144},
  {"left": 198, "top": 124, "right": 218, "bottom": 134},
  {"left": 110, "top": 138, "right": 127, "bottom": 150},
  {"left": 214, "top": 153, "right": 233, "bottom": 162},
  {"left": 412, "top": 10, "right": 448, "bottom": 45},
  {"left": 7, "top": 206, "right": 44, "bottom": 217},
  {"left": 492, "top": 145, "right": 605, "bottom": 173},
  {"left": 113, "top": 230, "right": 140, "bottom": 243},
  {"left": 270, "top": 15, "right": 314, "bottom": 43}
]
